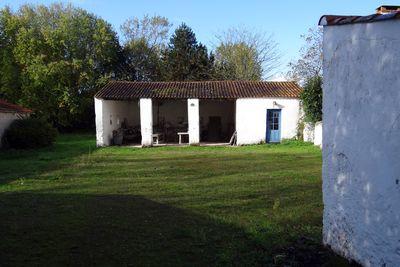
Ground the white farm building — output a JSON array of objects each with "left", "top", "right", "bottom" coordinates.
[
  {"left": 94, "top": 80, "right": 302, "bottom": 147},
  {"left": 320, "top": 5, "right": 400, "bottom": 266},
  {"left": 0, "top": 99, "right": 32, "bottom": 147}
]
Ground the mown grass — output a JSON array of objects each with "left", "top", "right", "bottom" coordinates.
[{"left": 0, "top": 134, "right": 352, "bottom": 266}]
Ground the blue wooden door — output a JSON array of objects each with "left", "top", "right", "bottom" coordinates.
[{"left": 266, "top": 109, "right": 281, "bottom": 143}]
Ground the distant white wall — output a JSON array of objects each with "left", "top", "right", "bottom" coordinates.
[
  {"left": 188, "top": 99, "right": 199, "bottom": 144},
  {"left": 303, "top": 121, "right": 323, "bottom": 147},
  {"left": 95, "top": 98, "right": 139, "bottom": 146},
  {"left": 313, "top": 121, "right": 322, "bottom": 147},
  {"left": 303, "top": 122, "right": 315, "bottom": 142},
  {"left": 235, "top": 98, "right": 300, "bottom": 145},
  {"left": 0, "top": 112, "right": 27, "bottom": 147},
  {"left": 322, "top": 20, "right": 400, "bottom": 266}
]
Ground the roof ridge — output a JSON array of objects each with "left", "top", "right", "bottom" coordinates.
[{"left": 111, "top": 80, "right": 297, "bottom": 84}]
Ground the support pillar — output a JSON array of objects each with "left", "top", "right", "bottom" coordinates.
[
  {"left": 140, "top": 98, "right": 153, "bottom": 147},
  {"left": 188, "top": 98, "right": 200, "bottom": 145},
  {"left": 95, "top": 98, "right": 107, "bottom": 146}
]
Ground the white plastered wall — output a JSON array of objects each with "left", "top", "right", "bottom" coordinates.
[
  {"left": 95, "top": 98, "right": 140, "bottom": 146},
  {"left": 322, "top": 20, "right": 400, "bottom": 266},
  {"left": 235, "top": 98, "right": 300, "bottom": 145},
  {"left": 313, "top": 121, "right": 322, "bottom": 147}
]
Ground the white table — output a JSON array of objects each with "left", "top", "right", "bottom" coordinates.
[{"left": 177, "top": 132, "right": 189, "bottom": 144}]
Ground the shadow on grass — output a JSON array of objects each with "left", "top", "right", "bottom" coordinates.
[
  {"left": 0, "top": 134, "right": 97, "bottom": 185},
  {"left": 0, "top": 192, "right": 355, "bottom": 266}
]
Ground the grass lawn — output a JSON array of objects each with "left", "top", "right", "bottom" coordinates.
[{"left": 0, "top": 134, "right": 351, "bottom": 266}]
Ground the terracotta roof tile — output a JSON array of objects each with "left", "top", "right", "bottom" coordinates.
[
  {"left": 95, "top": 80, "right": 302, "bottom": 100},
  {"left": 0, "top": 99, "right": 32, "bottom": 114},
  {"left": 319, "top": 11, "right": 400, "bottom": 26}
]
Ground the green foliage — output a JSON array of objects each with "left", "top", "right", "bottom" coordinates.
[
  {"left": 214, "top": 27, "right": 280, "bottom": 80},
  {"left": 0, "top": 7, "right": 21, "bottom": 102},
  {"left": 120, "top": 14, "right": 171, "bottom": 50},
  {"left": 214, "top": 42, "right": 262, "bottom": 80},
  {"left": 301, "top": 76, "right": 323, "bottom": 123},
  {"left": 2, "top": 117, "right": 58, "bottom": 149},
  {"left": 162, "top": 23, "right": 214, "bottom": 81},
  {"left": 118, "top": 39, "right": 163, "bottom": 81},
  {"left": 118, "top": 15, "right": 171, "bottom": 81},
  {"left": 0, "top": 4, "right": 120, "bottom": 128}
]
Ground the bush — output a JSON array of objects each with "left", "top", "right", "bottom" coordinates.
[
  {"left": 2, "top": 118, "right": 58, "bottom": 149},
  {"left": 301, "top": 76, "right": 323, "bottom": 123}
]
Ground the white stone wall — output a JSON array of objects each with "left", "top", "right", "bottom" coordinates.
[
  {"left": 187, "top": 99, "right": 200, "bottom": 144},
  {"left": 95, "top": 98, "right": 140, "bottom": 146},
  {"left": 235, "top": 98, "right": 301, "bottom": 145},
  {"left": 303, "top": 122, "right": 315, "bottom": 142},
  {"left": 0, "top": 112, "right": 25, "bottom": 147},
  {"left": 322, "top": 20, "right": 400, "bottom": 266},
  {"left": 313, "top": 121, "right": 322, "bottom": 147}
]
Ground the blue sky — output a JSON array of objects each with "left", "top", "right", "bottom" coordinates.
[{"left": 1, "top": 0, "right": 397, "bottom": 77}]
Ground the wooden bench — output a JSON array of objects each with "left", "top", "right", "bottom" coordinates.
[{"left": 177, "top": 132, "right": 189, "bottom": 144}]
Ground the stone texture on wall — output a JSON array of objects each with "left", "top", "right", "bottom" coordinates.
[
  {"left": 303, "top": 122, "right": 315, "bottom": 142},
  {"left": 322, "top": 20, "right": 400, "bottom": 266}
]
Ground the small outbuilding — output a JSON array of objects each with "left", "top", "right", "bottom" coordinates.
[
  {"left": 0, "top": 99, "right": 32, "bottom": 146},
  {"left": 94, "top": 80, "right": 302, "bottom": 146},
  {"left": 320, "top": 5, "right": 400, "bottom": 266}
]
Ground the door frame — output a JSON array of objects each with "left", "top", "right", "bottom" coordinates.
[{"left": 266, "top": 109, "right": 282, "bottom": 143}]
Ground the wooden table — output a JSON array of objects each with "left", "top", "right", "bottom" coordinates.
[{"left": 177, "top": 132, "right": 189, "bottom": 144}]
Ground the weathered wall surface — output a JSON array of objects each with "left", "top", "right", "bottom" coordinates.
[
  {"left": 323, "top": 20, "right": 400, "bottom": 266},
  {"left": 95, "top": 98, "right": 140, "bottom": 146},
  {"left": 235, "top": 98, "right": 300, "bottom": 145},
  {"left": 303, "top": 122, "right": 315, "bottom": 142}
]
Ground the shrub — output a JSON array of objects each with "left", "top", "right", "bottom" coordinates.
[
  {"left": 301, "top": 76, "right": 323, "bottom": 123},
  {"left": 2, "top": 118, "right": 58, "bottom": 149}
]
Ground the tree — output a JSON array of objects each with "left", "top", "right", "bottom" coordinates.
[
  {"left": 118, "top": 40, "right": 162, "bottom": 81},
  {"left": 118, "top": 15, "right": 172, "bottom": 81},
  {"left": 301, "top": 76, "right": 322, "bottom": 123},
  {"left": 214, "top": 27, "right": 280, "bottom": 80},
  {"left": 0, "top": 7, "right": 21, "bottom": 103},
  {"left": 0, "top": 3, "right": 121, "bottom": 128},
  {"left": 121, "top": 15, "right": 171, "bottom": 50},
  {"left": 162, "top": 23, "right": 214, "bottom": 81},
  {"left": 287, "top": 28, "right": 322, "bottom": 85}
]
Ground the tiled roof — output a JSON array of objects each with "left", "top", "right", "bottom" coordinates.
[
  {"left": 319, "top": 11, "right": 400, "bottom": 26},
  {"left": 0, "top": 99, "right": 32, "bottom": 114},
  {"left": 95, "top": 81, "right": 302, "bottom": 100}
]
